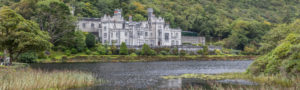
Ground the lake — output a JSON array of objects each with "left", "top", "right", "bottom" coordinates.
[{"left": 30, "top": 60, "right": 253, "bottom": 89}]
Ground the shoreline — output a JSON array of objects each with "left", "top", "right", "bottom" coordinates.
[{"left": 36, "top": 55, "right": 257, "bottom": 63}]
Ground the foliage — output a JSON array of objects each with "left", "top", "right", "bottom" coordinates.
[
  {"left": 248, "top": 32, "right": 300, "bottom": 76},
  {"left": 74, "top": 31, "right": 86, "bottom": 52},
  {"left": 130, "top": 53, "right": 137, "bottom": 56},
  {"left": 97, "top": 44, "right": 107, "bottom": 55},
  {"left": 85, "top": 33, "right": 96, "bottom": 48},
  {"left": 65, "top": 50, "right": 71, "bottom": 56},
  {"left": 119, "top": 42, "right": 128, "bottom": 55},
  {"left": 85, "top": 49, "right": 91, "bottom": 55},
  {"left": 224, "top": 20, "right": 271, "bottom": 50},
  {"left": 141, "top": 44, "right": 152, "bottom": 56},
  {"left": 110, "top": 43, "right": 118, "bottom": 55},
  {"left": 179, "top": 50, "right": 186, "bottom": 56},
  {"left": 71, "top": 48, "right": 78, "bottom": 54},
  {"left": 214, "top": 49, "right": 222, "bottom": 55},
  {"left": 0, "top": 7, "right": 52, "bottom": 62},
  {"left": 34, "top": 0, "right": 76, "bottom": 44},
  {"left": 18, "top": 52, "right": 37, "bottom": 63},
  {"left": 159, "top": 51, "right": 168, "bottom": 55}
]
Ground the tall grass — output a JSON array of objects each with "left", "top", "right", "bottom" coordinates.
[{"left": 0, "top": 68, "right": 97, "bottom": 90}]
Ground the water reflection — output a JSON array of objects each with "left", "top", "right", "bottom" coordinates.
[{"left": 30, "top": 60, "right": 253, "bottom": 89}]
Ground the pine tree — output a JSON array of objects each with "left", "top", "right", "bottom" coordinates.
[{"left": 119, "top": 42, "right": 128, "bottom": 55}]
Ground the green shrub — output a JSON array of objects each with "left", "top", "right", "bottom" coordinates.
[
  {"left": 85, "top": 49, "right": 91, "bottom": 55},
  {"left": 197, "top": 50, "right": 203, "bottom": 55},
  {"left": 214, "top": 49, "right": 222, "bottom": 55},
  {"left": 97, "top": 44, "right": 107, "bottom": 55},
  {"left": 141, "top": 44, "right": 153, "bottom": 56},
  {"left": 170, "top": 48, "right": 178, "bottom": 55},
  {"left": 18, "top": 52, "right": 37, "bottom": 63},
  {"left": 71, "top": 48, "right": 78, "bottom": 54},
  {"left": 107, "top": 51, "right": 112, "bottom": 55},
  {"left": 180, "top": 50, "right": 186, "bottom": 56},
  {"left": 150, "top": 50, "right": 157, "bottom": 56},
  {"left": 119, "top": 42, "right": 128, "bottom": 55},
  {"left": 159, "top": 51, "right": 168, "bottom": 55},
  {"left": 65, "top": 50, "right": 71, "bottom": 56},
  {"left": 130, "top": 53, "right": 137, "bottom": 56}
]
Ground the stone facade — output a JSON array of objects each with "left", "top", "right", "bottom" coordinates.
[
  {"left": 181, "top": 36, "right": 205, "bottom": 45},
  {"left": 77, "top": 8, "right": 181, "bottom": 46}
]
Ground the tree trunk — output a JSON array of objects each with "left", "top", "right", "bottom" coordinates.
[{"left": 8, "top": 49, "right": 13, "bottom": 66}]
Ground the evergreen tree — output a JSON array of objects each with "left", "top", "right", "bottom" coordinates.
[
  {"left": 119, "top": 42, "right": 128, "bottom": 55},
  {"left": 141, "top": 44, "right": 152, "bottom": 56},
  {"left": 85, "top": 33, "right": 96, "bottom": 48}
]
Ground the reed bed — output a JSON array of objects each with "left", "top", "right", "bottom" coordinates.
[{"left": 0, "top": 68, "right": 97, "bottom": 90}]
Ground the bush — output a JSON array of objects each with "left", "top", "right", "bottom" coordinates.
[
  {"left": 107, "top": 51, "right": 113, "bottom": 55},
  {"left": 170, "top": 48, "right": 178, "bottom": 55},
  {"left": 130, "top": 53, "right": 137, "bottom": 56},
  {"left": 71, "top": 48, "right": 78, "bottom": 54},
  {"left": 214, "top": 49, "right": 222, "bottom": 55},
  {"left": 85, "top": 33, "right": 96, "bottom": 48},
  {"left": 150, "top": 50, "right": 157, "bottom": 56},
  {"left": 97, "top": 44, "right": 107, "bottom": 55},
  {"left": 180, "top": 50, "right": 186, "bottom": 56},
  {"left": 65, "top": 50, "right": 71, "bottom": 56},
  {"left": 18, "top": 52, "right": 37, "bottom": 63},
  {"left": 119, "top": 42, "right": 128, "bottom": 55},
  {"left": 141, "top": 44, "right": 153, "bottom": 56},
  {"left": 85, "top": 49, "right": 91, "bottom": 55},
  {"left": 159, "top": 51, "right": 169, "bottom": 55}
]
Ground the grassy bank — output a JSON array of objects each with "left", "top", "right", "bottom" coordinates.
[
  {"left": 162, "top": 73, "right": 300, "bottom": 88},
  {"left": 37, "top": 54, "right": 256, "bottom": 63},
  {"left": 0, "top": 63, "right": 99, "bottom": 90}
]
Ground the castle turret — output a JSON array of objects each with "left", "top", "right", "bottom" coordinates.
[{"left": 147, "top": 8, "right": 153, "bottom": 20}]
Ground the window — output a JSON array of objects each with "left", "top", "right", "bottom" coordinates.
[
  {"left": 145, "top": 32, "right": 148, "bottom": 37},
  {"left": 165, "top": 33, "right": 169, "bottom": 41},
  {"left": 104, "top": 40, "right": 107, "bottom": 43},
  {"left": 104, "top": 33, "right": 107, "bottom": 38},
  {"left": 91, "top": 23, "right": 94, "bottom": 28},
  {"left": 176, "top": 41, "right": 179, "bottom": 45},
  {"left": 98, "top": 24, "right": 101, "bottom": 28},
  {"left": 82, "top": 23, "right": 86, "bottom": 28},
  {"left": 150, "top": 33, "right": 152, "bottom": 36},
  {"left": 125, "top": 32, "right": 128, "bottom": 36},
  {"left": 176, "top": 33, "right": 178, "bottom": 37},
  {"left": 111, "top": 33, "right": 113, "bottom": 37},
  {"left": 171, "top": 40, "right": 175, "bottom": 45},
  {"left": 104, "top": 26, "right": 106, "bottom": 31}
]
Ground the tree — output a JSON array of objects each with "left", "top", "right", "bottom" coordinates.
[
  {"left": 85, "top": 33, "right": 96, "bottom": 48},
  {"left": 119, "top": 42, "right": 128, "bottom": 55},
  {"left": 97, "top": 44, "right": 107, "bottom": 55},
  {"left": 0, "top": 7, "right": 52, "bottom": 64},
  {"left": 74, "top": 31, "right": 86, "bottom": 52},
  {"left": 35, "top": 0, "right": 76, "bottom": 44},
  {"left": 141, "top": 44, "right": 152, "bottom": 56}
]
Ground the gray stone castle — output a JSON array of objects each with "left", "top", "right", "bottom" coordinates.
[{"left": 77, "top": 8, "right": 182, "bottom": 46}]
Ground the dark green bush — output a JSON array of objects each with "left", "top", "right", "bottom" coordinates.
[
  {"left": 71, "top": 48, "right": 78, "bottom": 54},
  {"left": 18, "top": 52, "right": 37, "bottom": 63},
  {"left": 65, "top": 50, "right": 71, "bottom": 56},
  {"left": 159, "top": 51, "right": 169, "bottom": 55}
]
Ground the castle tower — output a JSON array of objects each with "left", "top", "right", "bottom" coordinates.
[{"left": 147, "top": 8, "right": 154, "bottom": 21}]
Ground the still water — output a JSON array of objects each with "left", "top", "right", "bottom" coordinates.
[{"left": 30, "top": 60, "right": 253, "bottom": 89}]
